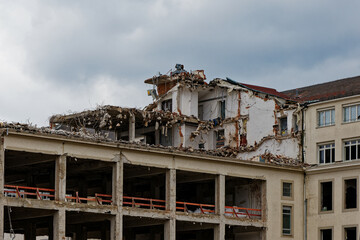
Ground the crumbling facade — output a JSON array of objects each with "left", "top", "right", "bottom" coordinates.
[{"left": 1, "top": 66, "right": 360, "bottom": 239}]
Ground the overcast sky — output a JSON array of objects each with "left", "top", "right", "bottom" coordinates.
[{"left": 1, "top": 0, "right": 360, "bottom": 126}]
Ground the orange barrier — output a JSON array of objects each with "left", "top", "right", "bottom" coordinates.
[
  {"left": 65, "top": 192, "right": 112, "bottom": 205},
  {"left": 123, "top": 196, "right": 166, "bottom": 209},
  {"left": 4, "top": 185, "right": 55, "bottom": 200},
  {"left": 225, "top": 206, "right": 261, "bottom": 218},
  {"left": 176, "top": 201, "right": 215, "bottom": 214}
]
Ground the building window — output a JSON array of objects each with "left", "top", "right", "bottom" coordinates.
[
  {"left": 216, "top": 129, "right": 225, "bottom": 148},
  {"left": 321, "top": 181, "right": 333, "bottom": 212},
  {"left": 282, "top": 181, "right": 292, "bottom": 198},
  {"left": 218, "top": 100, "right": 226, "bottom": 119},
  {"left": 279, "top": 117, "right": 288, "bottom": 136},
  {"left": 344, "top": 179, "right": 357, "bottom": 209},
  {"left": 318, "top": 109, "right": 335, "bottom": 127},
  {"left": 344, "top": 104, "right": 360, "bottom": 123},
  {"left": 319, "top": 143, "right": 335, "bottom": 164},
  {"left": 282, "top": 206, "right": 292, "bottom": 235},
  {"left": 198, "top": 105, "right": 204, "bottom": 120},
  {"left": 344, "top": 227, "right": 357, "bottom": 240},
  {"left": 320, "top": 228, "right": 332, "bottom": 240},
  {"left": 344, "top": 139, "right": 360, "bottom": 161},
  {"left": 161, "top": 99, "right": 172, "bottom": 112}
]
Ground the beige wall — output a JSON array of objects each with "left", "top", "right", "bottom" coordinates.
[
  {"left": 306, "top": 164, "right": 360, "bottom": 239},
  {"left": 304, "top": 95, "right": 360, "bottom": 165}
]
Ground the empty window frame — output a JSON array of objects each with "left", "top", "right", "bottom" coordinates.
[
  {"left": 320, "top": 228, "right": 333, "bottom": 240},
  {"left": 344, "top": 227, "right": 357, "bottom": 240},
  {"left": 344, "top": 179, "right": 357, "bottom": 210},
  {"left": 279, "top": 117, "right": 288, "bottom": 136},
  {"left": 318, "top": 108, "right": 335, "bottom": 127},
  {"left": 344, "top": 104, "right": 360, "bottom": 123},
  {"left": 198, "top": 105, "right": 204, "bottom": 120},
  {"left": 161, "top": 99, "right": 172, "bottom": 112},
  {"left": 282, "top": 205, "right": 292, "bottom": 236},
  {"left": 218, "top": 100, "right": 226, "bottom": 119},
  {"left": 319, "top": 143, "right": 335, "bottom": 164},
  {"left": 216, "top": 129, "right": 225, "bottom": 148},
  {"left": 320, "top": 181, "right": 333, "bottom": 212},
  {"left": 344, "top": 139, "right": 360, "bottom": 161},
  {"left": 282, "top": 181, "right": 293, "bottom": 200}
]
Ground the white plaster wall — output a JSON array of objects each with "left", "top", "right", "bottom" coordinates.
[
  {"left": 238, "top": 138, "right": 300, "bottom": 161},
  {"left": 179, "top": 88, "right": 198, "bottom": 116},
  {"left": 240, "top": 92, "right": 276, "bottom": 146}
]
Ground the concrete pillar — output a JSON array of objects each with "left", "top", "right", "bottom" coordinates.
[
  {"left": 216, "top": 175, "right": 225, "bottom": 215},
  {"left": 129, "top": 114, "right": 135, "bottom": 142},
  {"left": 165, "top": 169, "right": 176, "bottom": 240},
  {"left": 110, "top": 214, "right": 122, "bottom": 240},
  {"left": 112, "top": 158, "right": 123, "bottom": 206},
  {"left": 53, "top": 208, "right": 66, "bottom": 240},
  {"left": 164, "top": 219, "right": 176, "bottom": 240},
  {"left": 55, "top": 155, "right": 66, "bottom": 201},
  {"left": 214, "top": 223, "right": 225, "bottom": 240}
]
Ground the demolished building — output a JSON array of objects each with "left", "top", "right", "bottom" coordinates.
[{"left": 1, "top": 65, "right": 359, "bottom": 240}]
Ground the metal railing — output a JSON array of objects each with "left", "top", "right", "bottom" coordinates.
[
  {"left": 225, "top": 206, "right": 261, "bottom": 218},
  {"left": 3, "top": 185, "right": 261, "bottom": 219},
  {"left": 123, "top": 196, "right": 166, "bottom": 210},
  {"left": 4, "top": 185, "right": 55, "bottom": 200},
  {"left": 176, "top": 201, "right": 215, "bottom": 214}
]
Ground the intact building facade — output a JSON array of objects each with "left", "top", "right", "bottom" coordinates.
[{"left": 0, "top": 66, "right": 359, "bottom": 239}]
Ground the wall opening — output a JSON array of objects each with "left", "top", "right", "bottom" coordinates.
[
  {"left": 123, "top": 216, "right": 165, "bottom": 240},
  {"left": 225, "top": 226, "right": 262, "bottom": 240},
  {"left": 320, "top": 228, "right": 332, "bottom": 240},
  {"left": 345, "top": 227, "right": 356, "bottom": 240},
  {"left": 321, "top": 181, "right": 333, "bottom": 211},
  {"left": 66, "top": 157, "right": 113, "bottom": 205},
  {"left": 176, "top": 171, "right": 215, "bottom": 214},
  {"left": 345, "top": 179, "right": 357, "bottom": 209},
  {"left": 176, "top": 221, "right": 214, "bottom": 240},
  {"left": 123, "top": 164, "right": 166, "bottom": 210}
]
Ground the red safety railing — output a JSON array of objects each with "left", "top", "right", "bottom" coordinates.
[
  {"left": 176, "top": 201, "right": 215, "bottom": 214},
  {"left": 65, "top": 192, "right": 112, "bottom": 205},
  {"left": 225, "top": 206, "right": 261, "bottom": 218},
  {"left": 4, "top": 185, "right": 55, "bottom": 200},
  {"left": 123, "top": 196, "right": 166, "bottom": 210}
]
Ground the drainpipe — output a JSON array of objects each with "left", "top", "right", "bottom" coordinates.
[{"left": 301, "top": 104, "right": 308, "bottom": 240}]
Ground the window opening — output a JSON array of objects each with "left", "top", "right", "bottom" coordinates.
[
  {"left": 219, "top": 101, "right": 226, "bottom": 119},
  {"left": 280, "top": 117, "right": 288, "bottom": 136},
  {"left": 318, "top": 109, "right": 335, "bottom": 126},
  {"left": 161, "top": 99, "right": 172, "bottom": 112},
  {"left": 283, "top": 182, "right": 292, "bottom": 198},
  {"left": 345, "top": 227, "right": 356, "bottom": 240},
  {"left": 321, "top": 181, "right": 333, "bottom": 211},
  {"left": 319, "top": 143, "right": 335, "bottom": 164},
  {"left": 321, "top": 229, "right": 332, "bottom": 240},
  {"left": 282, "top": 206, "right": 292, "bottom": 235},
  {"left": 344, "top": 139, "right": 360, "bottom": 161},
  {"left": 344, "top": 104, "right": 360, "bottom": 123},
  {"left": 216, "top": 130, "right": 225, "bottom": 148},
  {"left": 345, "top": 179, "right": 357, "bottom": 209}
]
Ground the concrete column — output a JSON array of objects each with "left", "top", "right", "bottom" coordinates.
[
  {"left": 111, "top": 154, "right": 123, "bottom": 240},
  {"left": 166, "top": 169, "right": 176, "bottom": 211},
  {"left": 129, "top": 114, "right": 135, "bottom": 142},
  {"left": 214, "top": 223, "right": 225, "bottom": 240},
  {"left": 164, "top": 219, "right": 176, "bottom": 240},
  {"left": 110, "top": 214, "right": 122, "bottom": 240},
  {"left": 112, "top": 158, "right": 123, "bottom": 207},
  {"left": 216, "top": 175, "right": 225, "bottom": 215},
  {"left": 55, "top": 155, "right": 66, "bottom": 201},
  {"left": 165, "top": 169, "right": 176, "bottom": 240},
  {"left": 53, "top": 208, "right": 66, "bottom": 240}
]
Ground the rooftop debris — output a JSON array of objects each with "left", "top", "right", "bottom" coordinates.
[{"left": 0, "top": 121, "right": 304, "bottom": 168}]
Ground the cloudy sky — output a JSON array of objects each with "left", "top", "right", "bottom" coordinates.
[{"left": 1, "top": 0, "right": 360, "bottom": 126}]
